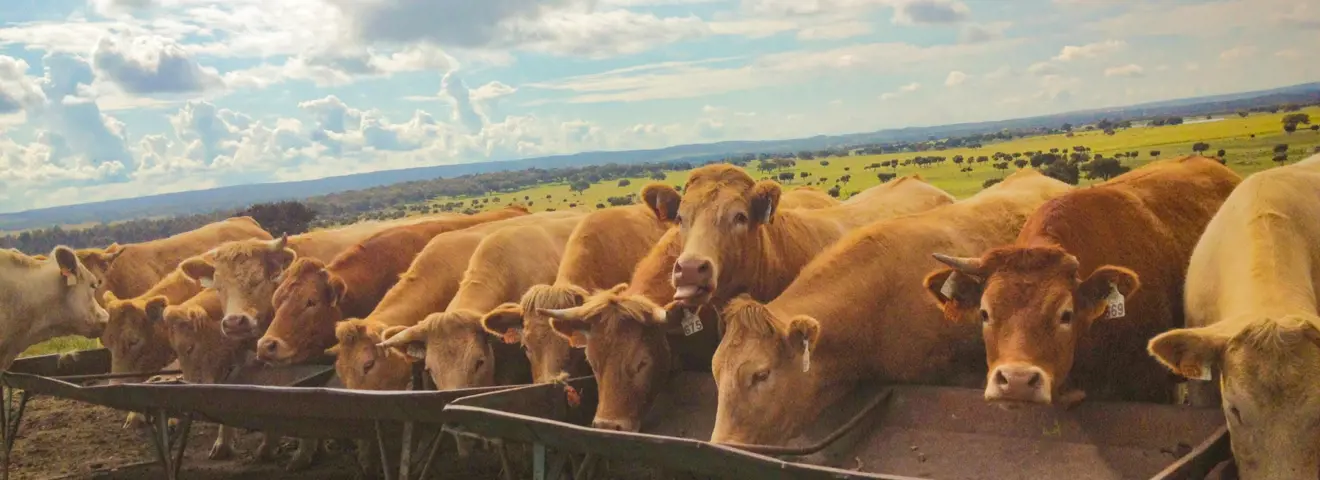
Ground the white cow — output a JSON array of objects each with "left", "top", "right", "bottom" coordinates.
[{"left": 0, "top": 246, "right": 109, "bottom": 369}]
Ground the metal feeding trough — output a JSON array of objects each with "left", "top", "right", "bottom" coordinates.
[
  {"left": 0, "top": 349, "right": 514, "bottom": 480},
  {"left": 444, "top": 372, "right": 1231, "bottom": 480}
]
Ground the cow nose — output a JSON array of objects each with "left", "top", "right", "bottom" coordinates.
[
  {"left": 591, "top": 419, "right": 626, "bottom": 432},
  {"left": 986, "top": 364, "right": 1052, "bottom": 404},
  {"left": 672, "top": 256, "right": 715, "bottom": 303},
  {"left": 256, "top": 337, "right": 284, "bottom": 360}
]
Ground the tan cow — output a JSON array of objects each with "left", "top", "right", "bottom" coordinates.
[
  {"left": 707, "top": 169, "right": 1073, "bottom": 445},
  {"left": 153, "top": 289, "right": 318, "bottom": 469},
  {"left": 102, "top": 268, "right": 203, "bottom": 383},
  {"left": 76, "top": 216, "right": 272, "bottom": 304},
  {"left": 260, "top": 211, "right": 580, "bottom": 372},
  {"left": 929, "top": 156, "right": 1240, "bottom": 406},
  {"left": 1147, "top": 153, "right": 1320, "bottom": 479},
  {"left": 377, "top": 212, "right": 586, "bottom": 390},
  {"left": 256, "top": 206, "right": 529, "bottom": 365},
  {"left": 477, "top": 187, "right": 842, "bottom": 385},
  {"left": 326, "top": 319, "right": 413, "bottom": 472},
  {"left": 0, "top": 247, "right": 108, "bottom": 369},
  {"left": 178, "top": 218, "right": 427, "bottom": 340},
  {"left": 648, "top": 164, "right": 954, "bottom": 308}
]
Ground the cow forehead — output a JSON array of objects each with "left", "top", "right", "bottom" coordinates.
[
  {"left": 1224, "top": 330, "right": 1320, "bottom": 406},
  {"left": 985, "top": 276, "right": 1073, "bottom": 312}
]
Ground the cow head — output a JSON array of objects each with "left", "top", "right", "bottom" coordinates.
[
  {"left": 377, "top": 310, "right": 497, "bottom": 390},
  {"left": 0, "top": 247, "right": 104, "bottom": 367},
  {"left": 259, "top": 258, "right": 346, "bottom": 366},
  {"left": 925, "top": 246, "right": 1139, "bottom": 406},
  {"left": 541, "top": 284, "right": 677, "bottom": 433},
  {"left": 710, "top": 296, "right": 820, "bottom": 445},
  {"left": 644, "top": 165, "right": 780, "bottom": 308},
  {"left": 480, "top": 284, "right": 591, "bottom": 384},
  {"left": 102, "top": 292, "right": 173, "bottom": 382},
  {"left": 159, "top": 292, "right": 247, "bottom": 385},
  {"left": 328, "top": 319, "right": 413, "bottom": 391},
  {"left": 180, "top": 236, "right": 296, "bottom": 340},
  {"left": 75, "top": 244, "right": 125, "bottom": 301},
  {"left": 1149, "top": 317, "right": 1320, "bottom": 480}
]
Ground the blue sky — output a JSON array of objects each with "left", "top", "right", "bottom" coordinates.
[{"left": 0, "top": 0, "right": 1316, "bottom": 213}]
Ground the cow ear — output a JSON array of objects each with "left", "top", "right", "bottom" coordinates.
[
  {"left": 324, "top": 344, "right": 341, "bottom": 357},
  {"left": 1148, "top": 327, "right": 1227, "bottom": 381},
  {"left": 180, "top": 257, "right": 216, "bottom": 288},
  {"left": 105, "top": 246, "right": 126, "bottom": 265},
  {"left": 54, "top": 246, "right": 81, "bottom": 286},
  {"left": 923, "top": 268, "right": 985, "bottom": 323},
  {"left": 378, "top": 325, "right": 427, "bottom": 362},
  {"left": 785, "top": 315, "right": 820, "bottom": 371},
  {"left": 542, "top": 307, "right": 593, "bottom": 348},
  {"left": 749, "top": 181, "right": 782, "bottom": 224},
  {"left": 144, "top": 296, "right": 169, "bottom": 324},
  {"left": 327, "top": 274, "right": 348, "bottom": 307},
  {"left": 481, "top": 303, "right": 525, "bottom": 344},
  {"left": 641, "top": 184, "right": 681, "bottom": 222},
  {"left": 1076, "top": 266, "right": 1140, "bottom": 321}
]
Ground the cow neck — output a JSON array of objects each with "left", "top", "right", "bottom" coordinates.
[
  {"left": 739, "top": 210, "right": 842, "bottom": 303},
  {"left": 0, "top": 265, "right": 65, "bottom": 369},
  {"left": 364, "top": 248, "right": 470, "bottom": 328},
  {"left": 447, "top": 276, "right": 509, "bottom": 315},
  {"left": 326, "top": 262, "right": 381, "bottom": 320},
  {"left": 1217, "top": 212, "right": 1320, "bottom": 324}
]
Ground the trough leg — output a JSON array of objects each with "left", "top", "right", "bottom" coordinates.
[
  {"left": 0, "top": 386, "right": 32, "bottom": 480},
  {"left": 375, "top": 421, "right": 396, "bottom": 480},
  {"left": 573, "top": 453, "right": 598, "bottom": 480},
  {"left": 533, "top": 442, "right": 547, "bottom": 480},
  {"left": 545, "top": 450, "right": 570, "bottom": 480},
  {"left": 147, "top": 409, "right": 192, "bottom": 480},
  {"left": 398, "top": 421, "right": 413, "bottom": 480},
  {"left": 416, "top": 428, "right": 447, "bottom": 480}
]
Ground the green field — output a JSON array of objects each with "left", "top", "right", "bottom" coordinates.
[{"left": 19, "top": 107, "right": 1320, "bottom": 360}]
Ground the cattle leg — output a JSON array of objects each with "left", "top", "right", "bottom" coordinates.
[
  {"left": 123, "top": 412, "right": 146, "bottom": 429},
  {"left": 209, "top": 425, "right": 235, "bottom": 460},
  {"left": 253, "top": 432, "right": 279, "bottom": 462},
  {"left": 285, "top": 438, "right": 318, "bottom": 472}
]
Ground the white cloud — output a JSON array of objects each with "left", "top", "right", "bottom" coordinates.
[
  {"left": 797, "top": 21, "right": 872, "bottom": 41},
  {"left": 90, "top": 33, "right": 223, "bottom": 94},
  {"left": 891, "top": 0, "right": 971, "bottom": 25},
  {"left": 880, "top": 81, "right": 920, "bottom": 100},
  {"left": 959, "top": 22, "right": 1007, "bottom": 43},
  {"left": 1275, "top": 49, "right": 1304, "bottom": 58},
  {"left": 1219, "top": 46, "right": 1257, "bottom": 61},
  {"left": 1103, "top": 64, "right": 1144, "bottom": 77},
  {"left": 0, "top": 56, "right": 47, "bottom": 114},
  {"left": 944, "top": 70, "right": 967, "bottom": 86},
  {"left": 1026, "top": 61, "right": 1060, "bottom": 76},
  {"left": 1053, "top": 39, "right": 1125, "bottom": 61}
]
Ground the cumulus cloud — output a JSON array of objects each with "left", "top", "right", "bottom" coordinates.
[
  {"left": 298, "top": 95, "right": 363, "bottom": 134},
  {"left": 959, "top": 22, "right": 1008, "bottom": 43},
  {"left": 945, "top": 70, "right": 967, "bottom": 86},
  {"left": 91, "top": 33, "right": 223, "bottom": 94},
  {"left": 1219, "top": 46, "right": 1257, "bottom": 61},
  {"left": 892, "top": 0, "right": 971, "bottom": 25},
  {"left": 440, "top": 72, "right": 485, "bottom": 133},
  {"left": 1103, "top": 64, "right": 1144, "bottom": 77},
  {"left": 797, "top": 21, "right": 873, "bottom": 41},
  {"left": 1026, "top": 61, "right": 1060, "bottom": 76},
  {"left": 1053, "top": 39, "right": 1125, "bottom": 61},
  {"left": 880, "top": 81, "right": 920, "bottom": 100},
  {"left": 0, "top": 56, "right": 47, "bottom": 114}
]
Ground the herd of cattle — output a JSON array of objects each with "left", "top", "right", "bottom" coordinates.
[{"left": 2, "top": 152, "right": 1319, "bottom": 478}]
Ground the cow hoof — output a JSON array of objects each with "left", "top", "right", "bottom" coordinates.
[
  {"left": 123, "top": 413, "right": 146, "bottom": 429},
  {"left": 209, "top": 442, "right": 235, "bottom": 461},
  {"left": 253, "top": 442, "right": 278, "bottom": 462}
]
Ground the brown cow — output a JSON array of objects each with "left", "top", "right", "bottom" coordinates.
[
  {"left": 708, "top": 169, "right": 1073, "bottom": 445},
  {"left": 477, "top": 187, "right": 840, "bottom": 385},
  {"left": 256, "top": 206, "right": 529, "bottom": 365},
  {"left": 262, "top": 211, "right": 580, "bottom": 371},
  {"left": 1147, "top": 153, "right": 1320, "bottom": 479},
  {"left": 0, "top": 247, "right": 108, "bottom": 369},
  {"left": 376, "top": 212, "right": 586, "bottom": 390},
  {"left": 102, "top": 268, "right": 203, "bottom": 384},
  {"left": 178, "top": 217, "right": 426, "bottom": 340},
  {"left": 77, "top": 216, "right": 272, "bottom": 304},
  {"left": 153, "top": 289, "right": 318, "bottom": 469},
  {"left": 326, "top": 319, "right": 413, "bottom": 472},
  {"left": 930, "top": 156, "right": 1239, "bottom": 407},
  {"left": 647, "top": 164, "right": 953, "bottom": 308}
]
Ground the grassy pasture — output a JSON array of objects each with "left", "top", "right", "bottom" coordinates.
[{"left": 19, "top": 108, "right": 1320, "bottom": 359}]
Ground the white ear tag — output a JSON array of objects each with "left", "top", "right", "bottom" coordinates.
[
  {"left": 801, "top": 338, "right": 811, "bottom": 373},
  {"left": 199, "top": 277, "right": 214, "bottom": 289},
  {"left": 763, "top": 203, "right": 774, "bottom": 222},
  {"left": 63, "top": 270, "right": 77, "bottom": 287},
  {"left": 1192, "top": 363, "right": 1213, "bottom": 381},
  {"left": 939, "top": 273, "right": 957, "bottom": 300},
  {"left": 1104, "top": 282, "right": 1126, "bottom": 319},
  {"left": 406, "top": 344, "right": 426, "bottom": 360},
  {"left": 681, "top": 310, "right": 703, "bottom": 336}
]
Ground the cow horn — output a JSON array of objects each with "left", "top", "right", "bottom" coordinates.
[
  {"left": 270, "top": 235, "right": 288, "bottom": 251},
  {"left": 537, "top": 307, "right": 584, "bottom": 322},
  {"left": 376, "top": 324, "right": 426, "bottom": 350},
  {"left": 932, "top": 253, "right": 984, "bottom": 275}
]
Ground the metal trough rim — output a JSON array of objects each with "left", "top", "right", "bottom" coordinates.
[{"left": 443, "top": 378, "right": 1231, "bottom": 480}]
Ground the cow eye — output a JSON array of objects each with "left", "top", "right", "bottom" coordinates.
[
  {"left": 1060, "top": 310, "right": 1073, "bottom": 325},
  {"left": 1228, "top": 405, "right": 1243, "bottom": 424},
  {"left": 979, "top": 309, "right": 990, "bottom": 324},
  {"left": 634, "top": 359, "right": 649, "bottom": 375},
  {"left": 363, "top": 358, "right": 376, "bottom": 373},
  {"left": 306, "top": 299, "right": 316, "bottom": 308},
  {"left": 733, "top": 212, "right": 748, "bottom": 224},
  {"left": 752, "top": 370, "right": 770, "bottom": 385},
  {"left": 474, "top": 358, "right": 486, "bottom": 371}
]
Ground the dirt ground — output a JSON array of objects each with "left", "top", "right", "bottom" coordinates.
[{"left": 8, "top": 395, "right": 509, "bottom": 480}]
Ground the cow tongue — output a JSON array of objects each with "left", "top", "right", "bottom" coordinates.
[{"left": 674, "top": 285, "right": 705, "bottom": 301}]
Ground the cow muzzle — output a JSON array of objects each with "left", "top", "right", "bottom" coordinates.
[
  {"left": 985, "top": 364, "right": 1052, "bottom": 405},
  {"left": 672, "top": 255, "right": 715, "bottom": 306},
  {"left": 255, "top": 336, "right": 292, "bottom": 365},
  {"left": 591, "top": 417, "right": 640, "bottom": 433},
  {"left": 220, "top": 314, "right": 260, "bottom": 339}
]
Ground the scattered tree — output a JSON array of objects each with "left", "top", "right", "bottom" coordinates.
[
  {"left": 1216, "top": 149, "right": 1226, "bottom": 158},
  {"left": 820, "top": 160, "right": 830, "bottom": 166},
  {"left": 799, "top": 171, "right": 811, "bottom": 179},
  {"left": 569, "top": 180, "right": 591, "bottom": 193},
  {"left": 238, "top": 201, "right": 317, "bottom": 237},
  {"left": 1192, "top": 142, "right": 1210, "bottom": 155},
  {"left": 828, "top": 185, "right": 841, "bottom": 198},
  {"left": 1083, "top": 158, "right": 1130, "bottom": 181},
  {"left": 1283, "top": 113, "right": 1311, "bottom": 125},
  {"left": 1149, "top": 150, "right": 1160, "bottom": 157},
  {"left": 617, "top": 179, "right": 631, "bottom": 187},
  {"left": 877, "top": 172, "right": 897, "bottom": 182},
  {"left": 778, "top": 172, "right": 795, "bottom": 183},
  {"left": 1014, "top": 159, "right": 1028, "bottom": 169},
  {"left": 982, "top": 178, "right": 1003, "bottom": 189},
  {"left": 1043, "top": 161, "right": 1080, "bottom": 185},
  {"left": 1285, "top": 123, "right": 1298, "bottom": 134}
]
